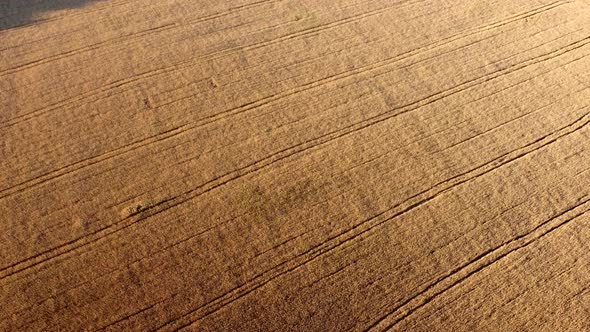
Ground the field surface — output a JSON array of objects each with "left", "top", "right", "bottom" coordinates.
[{"left": 2, "top": 0, "right": 590, "bottom": 331}]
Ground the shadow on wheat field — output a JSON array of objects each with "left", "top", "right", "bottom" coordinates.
[{"left": 0, "top": 0, "right": 99, "bottom": 31}]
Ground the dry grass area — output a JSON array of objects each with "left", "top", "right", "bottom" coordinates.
[{"left": 2, "top": 0, "right": 590, "bottom": 330}]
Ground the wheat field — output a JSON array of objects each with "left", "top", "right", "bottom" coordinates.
[{"left": 1, "top": 0, "right": 590, "bottom": 330}]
